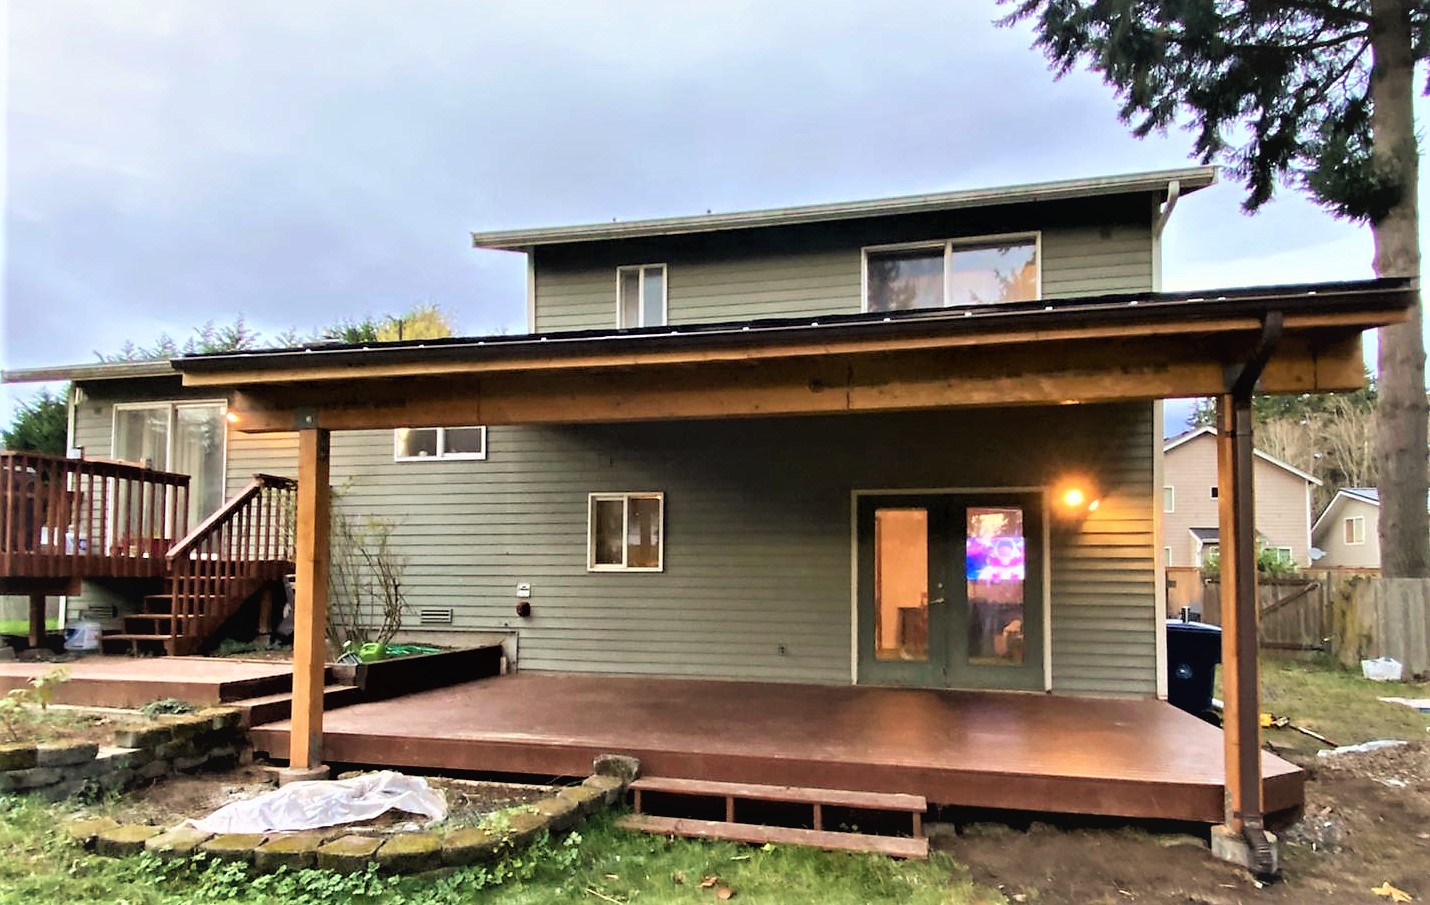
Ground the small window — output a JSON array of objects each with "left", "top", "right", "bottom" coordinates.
[
  {"left": 1273, "top": 546, "right": 1295, "bottom": 564},
  {"left": 865, "top": 235, "right": 1039, "bottom": 312},
  {"left": 1210, "top": 486, "right": 1219, "bottom": 499},
  {"left": 588, "top": 492, "right": 664, "bottom": 571},
  {"left": 1163, "top": 546, "right": 1173, "bottom": 567},
  {"left": 1162, "top": 486, "right": 1175, "bottom": 513},
  {"left": 394, "top": 426, "right": 487, "bottom": 461},
  {"left": 1344, "top": 516, "right": 1366, "bottom": 545},
  {"left": 617, "top": 264, "right": 667, "bottom": 328}
]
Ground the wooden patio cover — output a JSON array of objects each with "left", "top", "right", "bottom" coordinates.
[{"left": 172, "top": 277, "right": 1413, "bottom": 850}]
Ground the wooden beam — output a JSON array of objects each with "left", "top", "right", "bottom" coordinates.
[
  {"left": 28, "top": 593, "right": 45, "bottom": 649},
  {"left": 225, "top": 331, "right": 1367, "bottom": 434},
  {"left": 1216, "top": 394, "right": 1262, "bottom": 835},
  {"left": 289, "top": 428, "right": 331, "bottom": 772},
  {"left": 180, "top": 307, "right": 1405, "bottom": 388}
]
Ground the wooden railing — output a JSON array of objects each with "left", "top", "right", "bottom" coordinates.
[
  {"left": 1, "top": 451, "right": 190, "bottom": 580},
  {"left": 165, "top": 474, "right": 297, "bottom": 651}
]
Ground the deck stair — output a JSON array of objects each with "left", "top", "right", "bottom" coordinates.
[{"left": 619, "top": 777, "right": 929, "bottom": 859}]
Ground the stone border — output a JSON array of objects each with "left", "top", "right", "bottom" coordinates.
[
  {"left": 2, "top": 708, "right": 249, "bottom": 801},
  {"left": 67, "top": 754, "right": 639, "bottom": 877}
]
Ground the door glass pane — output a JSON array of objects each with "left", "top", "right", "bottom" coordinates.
[
  {"left": 966, "top": 507, "right": 1025, "bottom": 665},
  {"left": 172, "top": 404, "right": 226, "bottom": 526},
  {"left": 642, "top": 267, "right": 665, "bottom": 327},
  {"left": 948, "top": 240, "right": 1038, "bottom": 307},
  {"left": 114, "top": 406, "right": 170, "bottom": 470},
  {"left": 619, "top": 269, "right": 641, "bottom": 327},
  {"left": 874, "top": 508, "right": 928, "bottom": 661},
  {"left": 866, "top": 248, "right": 944, "bottom": 311},
  {"left": 592, "top": 498, "right": 624, "bottom": 565},
  {"left": 626, "top": 496, "right": 661, "bottom": 568}
]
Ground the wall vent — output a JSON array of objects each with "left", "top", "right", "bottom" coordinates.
[{"left": 418, "top": 607, "right": 454, "bottom": 626}]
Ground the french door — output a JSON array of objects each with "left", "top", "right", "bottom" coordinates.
[
  {"left": 856, "top": 492, "right": 1044, "bottom": 690},
  {"left": 113, "top": 401, "right": 227, "bottom": 530}
]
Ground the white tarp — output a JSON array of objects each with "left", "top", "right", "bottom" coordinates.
[{"left": 187, "top": 771, "right": 447, "bottom": 834}]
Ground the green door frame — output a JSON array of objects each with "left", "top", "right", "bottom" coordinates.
[{"left": 854, "top": 489, "right": 1048, "bottom": 691}]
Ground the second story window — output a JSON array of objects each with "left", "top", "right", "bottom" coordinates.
[
  {"left": 864, "top": 234, "right": 1039, "bottom": 312},
  {"left": 617, "top": 264, "right": 667, "bottom": 328}
]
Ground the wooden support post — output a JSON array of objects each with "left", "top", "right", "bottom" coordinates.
[
  {"left": 1216, "top": 394, "right": 1263, "bottom": 835},
  {"left": 288, "top": 428, "right": 331, "bottom": 774},
  {"left": 28, "top": 593, "right": 45, "bottom": 649},
  {"left": 257, "top": 586, "right": 275, "bottom": 643}
]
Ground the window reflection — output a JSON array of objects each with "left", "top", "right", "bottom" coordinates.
[{"left": 966, "top": 507, "right": 1025, "bottom": 665}]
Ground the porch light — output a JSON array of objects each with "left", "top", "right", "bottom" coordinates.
[
  {"left": 1061, "top": 487, "right": 1085, "bottom": 508},
  {"left": 1054, "top": 479, "right": 1101, "bottom": 516},
  {"left": 225, "top": 411, "right": 240, "bottom": 424}
]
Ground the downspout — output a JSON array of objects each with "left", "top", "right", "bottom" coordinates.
[
  {"left": 1221, "top": 311, "right": 1283, "bottom": 878},
  {"left": 1153, "top": 179, "right": 1182, "bottom": 240}
]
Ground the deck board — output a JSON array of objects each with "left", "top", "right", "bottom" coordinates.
[{"left": 248, "top": 673, "right": 1304, "bottom": 823}]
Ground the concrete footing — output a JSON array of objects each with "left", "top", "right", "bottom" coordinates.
[
  {"left": 277, "top": 764, "right": 331, "bottom": 786},
  {"left": 1211, "top": 825, "right": 1280, "bottom": 876}
]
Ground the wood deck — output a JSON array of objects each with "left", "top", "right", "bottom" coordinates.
[
  {"left": 249, "top": 673, "right": 1304, "bottom": 824},
  {"left": 0, "top": 656, "right": 295, "bottom": 708}
]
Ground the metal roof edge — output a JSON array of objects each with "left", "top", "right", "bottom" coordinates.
[
  {"left": 2, "top": 359, "right": 177, "bottom": 384},
  {"left": 471, "top": 166, "right": 1218, "bottom": 250}
]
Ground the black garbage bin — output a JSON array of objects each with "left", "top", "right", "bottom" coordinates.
[{"left": 1166, "top": 617, "right": 1222, "bottom": 716}]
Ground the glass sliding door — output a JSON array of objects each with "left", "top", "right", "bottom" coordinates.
[{"left": 113, "top": 401, "right": 227, "bottom": 532}]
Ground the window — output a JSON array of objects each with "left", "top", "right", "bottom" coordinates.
[
  {"left": 1344, "top": 516, "right": 1366, "bottom": 545},
  {"left": 394, "top": 426, "right": 487, "bottom": 461},
  {"left": 588, "top": 492, "right": 664, "bottom": 571},
  {"left": 1163, "top": 546, "right": 1173, "bottom": 567},
  {"left": 864, "top": 234, "right": 1039, "bottom": 312},
  {"left": 1162, "top": 486, "right": 1175, "bottom": 513},
  {"left": 1210, "top": 486, "right": 1219, "bottom": 499},
  {"left": 617, "top": 264, "right": 667, "bottom": 328},
  {"left": 113, "top": 401, "right": 227, "bottom": 526},
  {"left": 1273, "top": 546, "right": 1295, "bottom": 564}
]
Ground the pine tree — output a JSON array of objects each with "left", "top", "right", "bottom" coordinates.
[
  {"left": 1000, "top": 0, "right": 1428, "bottom": 576},
  {"left": 2, "top": 389, "right": 68, "bottom": 455}
]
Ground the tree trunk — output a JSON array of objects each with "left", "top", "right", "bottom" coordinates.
[{"left": 1370, "top": 0, "right": 1428, "bottom": 578}]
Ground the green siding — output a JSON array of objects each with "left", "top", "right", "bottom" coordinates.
[
  {"left": 534, "top": 195, "right": 1155, "bottom": 331},
  {"left": 63, "top": 383, "right": 1157, "bottom": 695}
]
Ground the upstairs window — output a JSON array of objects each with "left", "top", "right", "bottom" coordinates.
[
  {"left": 617, "top": 264, "right": 667, "bottom": 328},
  {"left": 1162, "top": 486, "right": 1175, "bottom": 513},
  {"left": 394, "top": 426, "right": 487, "bottom": 461},
  {"left": 1344, "top": 516, "right": 1366, "bottom": 545},
  {"left": 864, "top": 234, "right": 1039, "bottom": 312}
]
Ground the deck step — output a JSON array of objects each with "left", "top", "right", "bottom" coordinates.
[
  {"left": 230, "top": 684, "right": 364, "bottom": 727},
  {"left": 617, "top": 815, "right": 929, "bottom": 859},
  {"left": 629, "top": 777, "right": 926, "bottom": 812}
]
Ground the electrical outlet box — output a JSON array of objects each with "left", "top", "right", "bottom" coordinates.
[{"left": 516, "top": 583, "right": 531, "bottom": 599}]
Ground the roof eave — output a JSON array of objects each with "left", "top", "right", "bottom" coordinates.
[
  {"left": 471, "top": 166, "right": 1218, "bottom": 250},
  {"left": 3, "top": 360, "right": 178, "bottom": 384}
]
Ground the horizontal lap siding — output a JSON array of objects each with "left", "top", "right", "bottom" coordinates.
[
  {"left": 322, "top": 404, "right": 1157, "bottom": 694},
  {"left": 534, "top": 199, "right": 1154, "bottom": 331}
]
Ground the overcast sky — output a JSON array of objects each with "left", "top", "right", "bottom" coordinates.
[{"left": 3, "top": 1, "right": 1426, "bottom": 434}]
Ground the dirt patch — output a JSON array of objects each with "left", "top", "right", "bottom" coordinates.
[
  {"left": 937, "top": 743, "right": 1430, "bottom": 904},
  {"left": 97, "top": 766, "right": 551, "bottom": 834},
  {"left": 2, "top": 707, "right": 125, "bottom": 746}
]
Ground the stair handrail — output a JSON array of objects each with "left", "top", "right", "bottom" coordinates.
[
  {"left": 164, "top": 473, "right": 297, "bottom": 652},
  {"left": 166, "top": 474, "right": 296, "bottom": 562}
]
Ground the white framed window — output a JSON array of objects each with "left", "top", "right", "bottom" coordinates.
[
  {"left": 862, "top": 233, "right": 1040, "bottom": 312},
  {"left": 588, "top": 492, "right": 664, "bottom": 572},
  {"left": 616, "top": 264, "right": 667, "bottom": 328},
  {"left": 1344, "top": 516, "right": 1366, "bottom": 545},
  {"left": 1162, "top": 486, "right": 1175, "bottom": 513},
  {"left": 394, "top": 426, "right": 487, "bottom": 461},
  {"left": 1163, "top": 546, "right": 1173, "bottom": 566},
  {"left": 1273, "top": 546, "right": 1295, "bottom": 564}
]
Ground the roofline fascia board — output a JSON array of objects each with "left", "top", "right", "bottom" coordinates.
[
  {"left": 171, "top": 279, "right": 1413, "bottom": 386},
  {"left": 470, "top": 166, "right": 1219, "bottom": 250},
  {"left": 3, "top": 360, "right": 178, "bottom": 384},
  {"left": 1164, "top": 425, "right": 1324, "bottom": 485}
]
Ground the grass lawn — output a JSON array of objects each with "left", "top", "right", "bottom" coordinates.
[
  {"left": 0, "top": 618, "right": 59, "bottom": 635},
  {"left": 0, "top": 798, "right": 997, "bottom": 905},
  {"left": 1229, "top": 655, "right": 1430, "bottom": 756}
]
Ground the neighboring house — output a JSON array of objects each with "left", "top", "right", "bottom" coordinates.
[
  {"left": 1312, "top": 487, "right": 1382, "bottom": 569},
  {"left": 0, "top": 165, "right": 1402, "bottom": 707},
  {"left": 1161, "top": 427, "right": 1320, "bottom": 568}
]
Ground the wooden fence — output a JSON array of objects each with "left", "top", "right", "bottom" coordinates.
[{"left": 1165, "top": 567, "right": 1429, "bottom": 678}]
